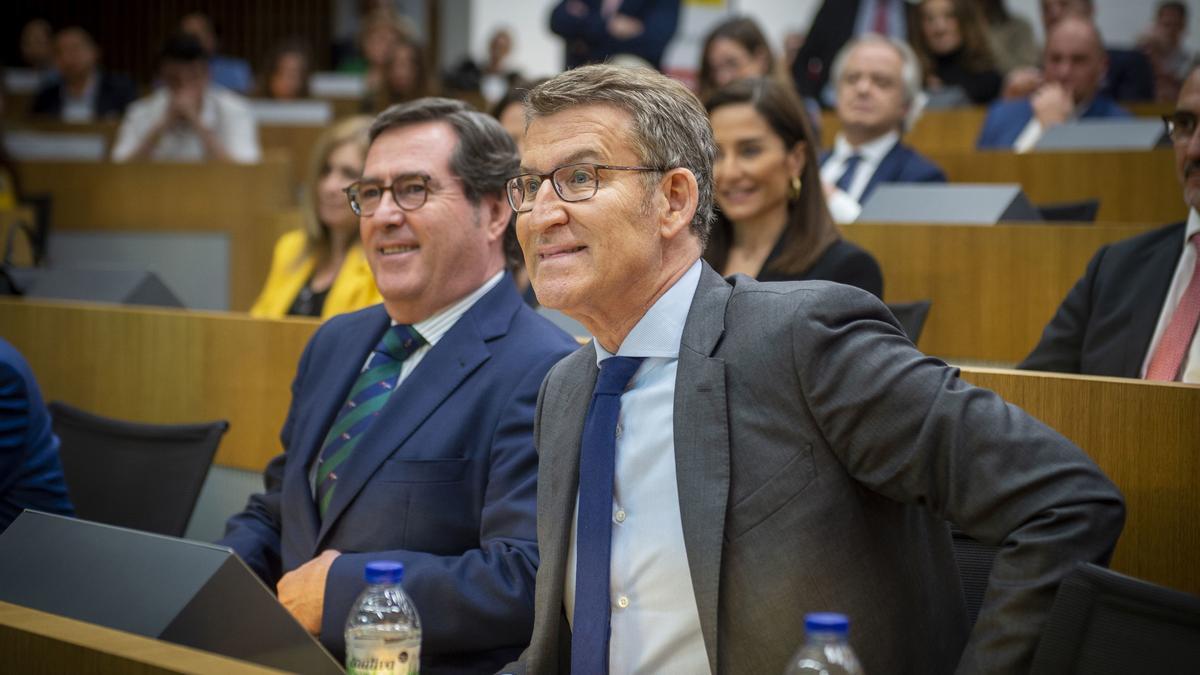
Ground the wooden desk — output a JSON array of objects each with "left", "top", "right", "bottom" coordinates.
[
  {"left": 0, "top": 600, "right": 287, "bottom": 674},
  {"left": 926, "top": 149, "right": 1184, "bottom": 224},
  {"left": 2, "top": 300, "right": 1196, "bottom": 594},
  {"left": 842, "top": 221, "right": 1157, "bottom": 362},
  {"left": 960, "top": 368, "right": 1200, "bottom": 597},
  {"left": 17, "top": 156, "right": 292, "bottom": 310}
]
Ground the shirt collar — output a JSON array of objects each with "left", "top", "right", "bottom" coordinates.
[
  {"left": 593, "top": 259, "right": 702, "bottom": 365},
  {"left": 1186, "top": 209, "right": 1200, "bottom": 244},
  {"left": 391, "top": 270, "right": 505, "bottom": 347},
  {"left": 833, "top": 130, "right": 900, "bottom": 163}
]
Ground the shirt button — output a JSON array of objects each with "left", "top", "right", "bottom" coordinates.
[
  {"left": 614, "top": 509, "right": 626, "bottom": 523},
  {"left": 616, "top": 595, "right": 630, "bottom": 609}
]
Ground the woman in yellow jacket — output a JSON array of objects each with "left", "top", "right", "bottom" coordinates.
[{"left": 250, "top": 116, "right": 382, "bottom": 319}]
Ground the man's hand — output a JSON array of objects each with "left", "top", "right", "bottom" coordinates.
[
  {"left": 168, "top": 86, "right": 203, "bottom": 127},
  {"left": 608, "top": 14, "right": 644, "bottom": 40},
  {"left": 278, "top": 549, "right": 341, "bottom": 635},
  {"left": 1031, "top": 83, "right": 1074, "bottom": 127}
]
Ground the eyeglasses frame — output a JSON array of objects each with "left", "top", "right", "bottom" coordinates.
[{"left": 505, "top": 163, "right": 668, "bottom": 213}]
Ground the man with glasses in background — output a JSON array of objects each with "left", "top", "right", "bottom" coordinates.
[
  {"left": 220, "top": 98, "right": 576, "bottom": 673},
  {"left": 1020, "top": 66, "right": 1200, "bottom": 382}
]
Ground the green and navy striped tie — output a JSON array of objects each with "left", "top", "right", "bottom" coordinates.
[{"left": 314, "top": 324, "right": 425, "bottom": 518}]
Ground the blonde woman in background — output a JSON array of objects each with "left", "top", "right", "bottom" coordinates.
[{"left": 250, "top": 116, "right": 381, "bottom": 319}]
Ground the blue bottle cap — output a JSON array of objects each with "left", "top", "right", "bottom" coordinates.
[
  {"left": 805, "top": 612, "right": 850, "bottom": 635},
  {"left": 364, "top": 561, "right": 404, "bottom": 584}
]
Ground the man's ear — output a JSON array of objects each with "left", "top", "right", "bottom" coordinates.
[
  {"left": 659, "top": 167, "right": 699, "bottom": 241},
  {"left": 480, "top": 193, "right": 512, "bottom": 243}
]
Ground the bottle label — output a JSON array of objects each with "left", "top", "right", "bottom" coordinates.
[{"left": 346, "top": 636, "right": 420, "bottom": 675}]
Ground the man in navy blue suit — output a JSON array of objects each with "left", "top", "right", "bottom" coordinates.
[
  {"left": 549, "top": 0, "right": 681, "bottom": 71},
  {"left": 819, "top": 35, "right": 946, "bottom": 224},
  {"left": 220, "top": 98, "right": 577, "bottom": 673},
  {"left": 978, "top": 16, "right": 1129, "bottom": 150}
]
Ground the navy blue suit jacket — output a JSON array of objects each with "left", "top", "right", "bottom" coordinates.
[
  {"left": 0, "top": 338, "right": 73, "bottom": 532},
  {"left": 220, "top": 278, "right": 576, "bottom": 674},
  {"left": 549, "top": 0, "right": 681, "bottom": 70},
  {"left": 821, "top": 141, "right": 947, "bottom": 206},
  {"left": 30, "top": 72, "right": 137, "bottom": 121},
  {"left": 1019, "top": 222, "right": 1185, "bottom": 378},
  {"left": 976, "top": 95, "right": 1130, "bottom": 149}
]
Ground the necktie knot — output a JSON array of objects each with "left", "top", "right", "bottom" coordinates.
[
  {"left": 377, "top": 324, "right": 426, "bottom": 364},
  {"left": 594, "top": 356, "right": 644, "bottom": 396},
  {"left": 835, "top": 153, "right": 864, "bottom": 194}
]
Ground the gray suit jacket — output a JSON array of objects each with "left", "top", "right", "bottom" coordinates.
[{"left": 511, "top": 263, "right": 1124, "bottom": 674}]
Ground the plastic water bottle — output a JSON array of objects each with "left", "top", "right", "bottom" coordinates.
[
  {"left": 345, "top": 561, "right": 422, "bottom": 675},
  {"left": 782, "top": 612, "right": 865, "bottom": 675}
]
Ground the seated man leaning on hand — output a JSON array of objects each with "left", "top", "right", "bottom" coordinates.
[
  {"left": 504, "top": 64, "right": 1123, "bottom": 675},
  {"left": 219, "top": 98, "right": 577, "bottom": 673}
]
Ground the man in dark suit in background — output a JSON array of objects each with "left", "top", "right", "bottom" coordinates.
[
  {"left": 791, "top": 0, "right": 908, "bottom": 105},
  {"left": 549, "top": 0, "right": 681, "bottom": 71},
  {"left": 978, "top": 15, "right": 1128, "bottom": 150},
  {"left": 220, "top": 98, "right": 577, "bottom": 673},
  {"left": 1020, "top": 66, "right": 1200, "bottom": 383},
  {"left": 820, "top": 34, "right": 946, "bottom": 224},
  {"left": 504, "top": 64, "right": 1123, "bottom": 674},
  {"left": 30, "top": 27, "right": 135, "bottom": 122}
]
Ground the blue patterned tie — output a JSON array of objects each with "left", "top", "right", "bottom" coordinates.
[
  {"left": 835, "top": 153, "right": 863, "bottom": 193},
  {"left": 315, "top": 324, "right": 425, "bottom": 518},
  {"left": 572, "top": 355, "right": 644, "bottom": 675}
]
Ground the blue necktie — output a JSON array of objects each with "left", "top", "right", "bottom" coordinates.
[
  {"left": 315, "top": 324, "right": 425, "bottom": 518},
  {"left": 835, "top": 153, "right": 863, "bottom": 193},
  {"left": 572, "top": 355, "right": 644, "bottom": 675}
]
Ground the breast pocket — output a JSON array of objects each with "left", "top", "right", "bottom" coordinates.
[
  {"left": 726, "top": 443, "right": 817, "bottom": 541},
  {"left": 376, "top": 457, "right": 469, "bottom": 483}
]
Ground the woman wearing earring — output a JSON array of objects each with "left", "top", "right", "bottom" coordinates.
[{"left": 705, "top": 77, "right": 882, "bottom": 297}]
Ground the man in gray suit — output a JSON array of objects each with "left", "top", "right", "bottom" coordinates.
[{"left": 503, "top": 64, "right": 1125, "bottom": 674}]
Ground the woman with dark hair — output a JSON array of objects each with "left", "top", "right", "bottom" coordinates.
[
  {"left": 259, "top": 40, "right": 311, "bottom": 100},
  {"left": 250, "top": 116, "right": 381, "bottom": 318},
  {"left": 362, "top": 33, "right": 432, "bottom": 114},
  {"left": 698, "top": 17, "right": 778, "bottom": 101},
  {"left": 704, "top": 78, "right": 882, "bottom": 297},
  {"left": 908, "top": 0, "right": 1003, "bottom": 106}
]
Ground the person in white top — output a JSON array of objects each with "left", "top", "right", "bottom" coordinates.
[
  {"left": 111, "top": 33, "right": 260, "bottom": 164},
  {"left": 1020, "top": 65, "right": 1200, "bottom": 383},
  {"left": 819, "top": 35, "right": 946, "bottom": 224}
]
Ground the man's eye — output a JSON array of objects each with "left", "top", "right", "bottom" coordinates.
[
  {"left": 568, "top": 170, "right": 592, "bottom": 185},
  {"left": 398, "top": 182, "right": 426, "bottom": 196},
  {"left": 359, "top": 186, "right": 382, "bottom": 200},
  {"left": 523, "top": 177, "right": 542, "bottom": 192}
]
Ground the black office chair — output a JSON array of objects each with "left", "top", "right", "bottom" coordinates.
[
  {"left": 1029, "top": 562, "right": 1200, "bottom": 674},
  {"left": 949, "top": 525, "right": 998, "bottom": 629},
  {"left": 886, "top": 300, "right": 933, "bottom": 345},
  {"left": 48, "top": 401, "right": 229, "bottom": 537}
]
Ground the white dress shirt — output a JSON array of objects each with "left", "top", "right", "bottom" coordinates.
[
  {"left": 565, "top": 259, "right": 710, "bottom": 674},
  {"left": 111, "top": 85, "right": 261, "bottom": 163},
  {"left": 1141, "top": 210, "right": 1200, "bottom": 383},
  {"left": 819, "top": 130, "right": 900, "bottom": 224},
  {"left": 60, "top": 75, "right": 97, "bottom": 123}
]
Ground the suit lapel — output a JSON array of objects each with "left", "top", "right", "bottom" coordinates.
[
  {"left": 290, "top": 308, "right": 389, "bottom": 549},
  {"left": 674, "top": 263, "right": 732, "bottom": 673},
  {"left": 315, "top": 288, "right": 510, "bottom": 545},
  {"left": 862, "top": 142, "right": 903, "bottom": 203},
  {"left": 1123, "top": 224, "right": 1186, "bottom": 376}
]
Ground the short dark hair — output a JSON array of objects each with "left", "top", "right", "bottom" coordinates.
[
  {"left": 160, "top": 32, "right": 206, "bottom": 64},
  {"left": 368, "top": 97, "right": 522, "bottom": 266},
  {"left": 1159, "top": 1, "right": 1187, "bottom": 19}
]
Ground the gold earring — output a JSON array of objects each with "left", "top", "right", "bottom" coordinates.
[{"left": 789, "top": 176, "right": 802, "bottom": 201}]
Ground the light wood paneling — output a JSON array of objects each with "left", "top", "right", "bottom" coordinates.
[
  {"left": 18, "top": 155, "right": 292, "bottom": 310},
  {"left": 0, "top": 299, "right": 318, "bottom": 471},
  {"left": 0, "top": 600, "right": 288, "bottom": 675},
  {"left": 926, "top": 149, "right": 1184, "bottom": 224},
  {"left": 842, "top": 221, "right": 1156, "bottom": 362},
  {"left": 960, "top": 367, "right": 1200, "bottom": 596}
]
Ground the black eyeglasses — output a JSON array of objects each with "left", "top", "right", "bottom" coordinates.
[
  {"left": 1163, "top": 112, "right": 1198, "bottom": 144},
  {"left": 505, "top": 163, "right": 667, "bottom": 213},
  {"left": 343, "top": 175, "right": 434, "bottom": 216}
]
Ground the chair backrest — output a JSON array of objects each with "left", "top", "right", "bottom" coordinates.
[
  {"left": 1029, "top": 562, "right": 1200, "bottom": 674},
  {"left": 885, "top": 300, "right": 933, "bottom": 344},
  {"left": 949, "top": 525, "right": 998, "bottom": 629},
  {"left": 48, "top": 402, "right": 229, "bottom": 537}
]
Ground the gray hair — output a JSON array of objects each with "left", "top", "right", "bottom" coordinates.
[
  {"left": 368, "top": 97, "right": 521, "bottom": 264},
  {"left": 525, "top": 65, "right": 716, "bottom": 244},
  {"left": 830, "top": 34, "right": 924, "bottom": 108},
  {"left": 368, "top": 97, "right": 518, "bottom": 205}
]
